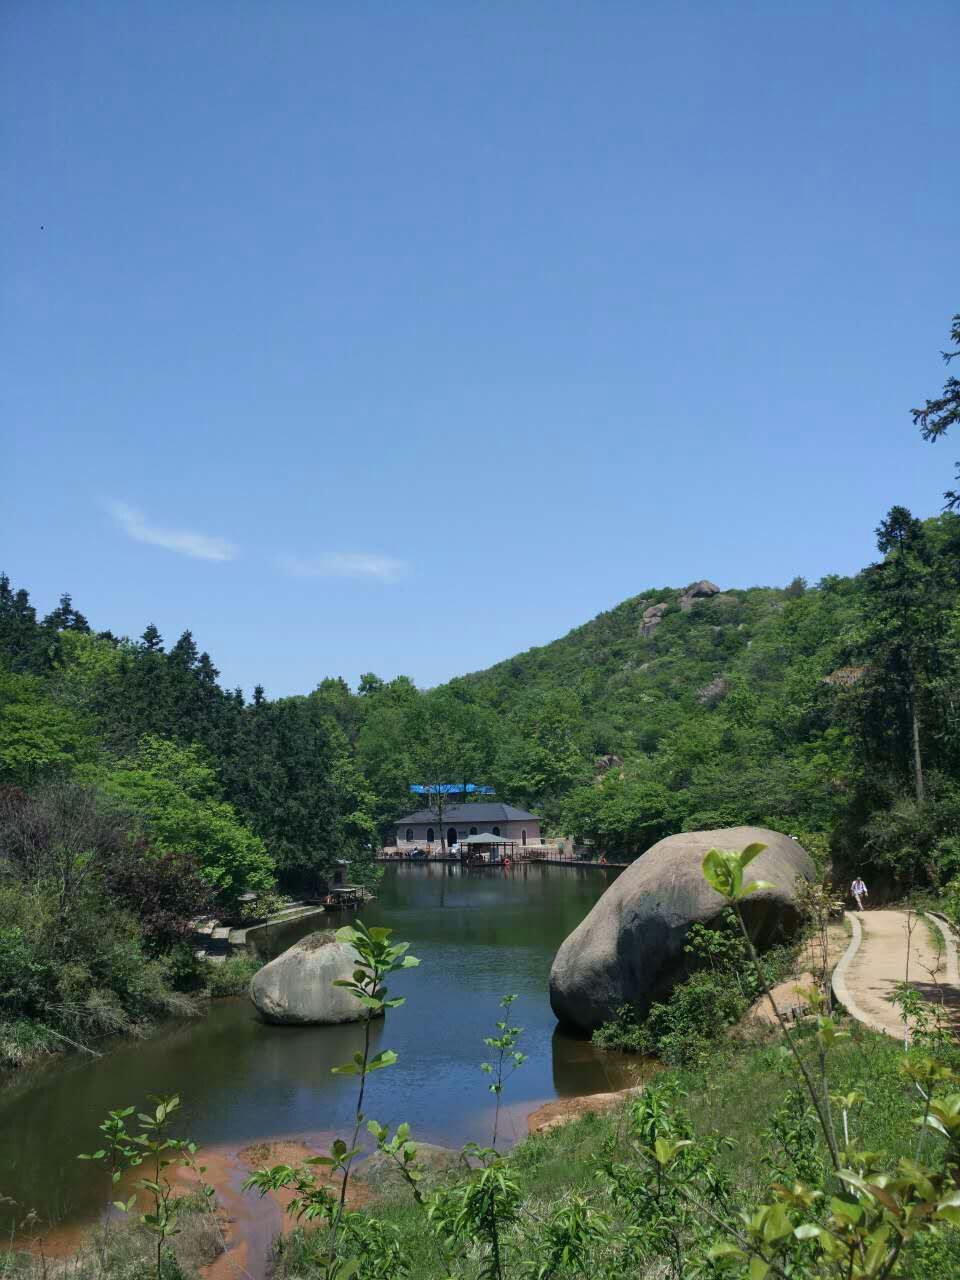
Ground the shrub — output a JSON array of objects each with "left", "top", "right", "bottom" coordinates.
[
  {"left": 591, "top": 1004, "right": 651, "bottom": 1054},
  {"left": 203, "top": 952, "right": 261, "bottom": 997}
]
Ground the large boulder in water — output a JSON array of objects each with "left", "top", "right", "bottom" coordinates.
[
  {"left": 250, "top": 931, "right": 374, "bottom": 1025},
  {"left": 549, "top": 827, "right": 814, "bottom": 1034}
]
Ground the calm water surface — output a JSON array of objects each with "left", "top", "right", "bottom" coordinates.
[{"left": 0, "top": 862, "right": 633, "bottom": 1235}]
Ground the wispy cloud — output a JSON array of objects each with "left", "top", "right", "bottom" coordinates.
[
  {"left": 281, "top": 552, "right": 409, "bottom": 583},
  {"left": 107, "top": 501, "right": 237, "bottom": 562}
]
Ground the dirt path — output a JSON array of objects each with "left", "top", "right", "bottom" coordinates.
[{"left": 836, "top": 910, "right": 960, "bottom": 1041}]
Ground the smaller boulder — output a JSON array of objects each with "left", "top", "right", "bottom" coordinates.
[{"left": 250, "top": 931, "right": 374, "bottom": 1025}]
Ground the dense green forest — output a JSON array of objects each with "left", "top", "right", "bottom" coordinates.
[{"left": 2, "top": 315, "right": 958, "bottom": 1067}]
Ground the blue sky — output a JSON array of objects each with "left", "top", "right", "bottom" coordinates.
[{"left": 3, "top": 2, "right": 957, "bottom": 697}]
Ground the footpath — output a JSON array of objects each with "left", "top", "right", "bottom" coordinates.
[{"left": 832, "top": 908, "right": 960, "bottom": 1041}]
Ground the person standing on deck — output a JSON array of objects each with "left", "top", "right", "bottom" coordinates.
[{"left": 851, "top": 876, "right": 868, "bottom": 912}]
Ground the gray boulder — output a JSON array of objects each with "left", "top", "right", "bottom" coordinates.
[
  {"left": 679, "top": 580, "right": 720, "bottom": 612},
  {"left": 640, "top": 602, "right": 669, "bottom": 636},
  {"left": 549, "top": 827, "right": 814, "bottom": 1033},
  {"left": 250, "top": 931, "right": 374, "bottom": 1025}
]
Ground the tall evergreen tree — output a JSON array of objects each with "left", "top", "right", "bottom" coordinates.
[
  {"left": 912, "top": 313, "right": 960, "bottom": 506},
  {"left": 860, "top": 507, "right": 948, "bottom": 801}
]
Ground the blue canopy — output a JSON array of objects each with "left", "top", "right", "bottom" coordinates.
[{"left": 409, "top": 783, "right": 495, "bottom": 795}]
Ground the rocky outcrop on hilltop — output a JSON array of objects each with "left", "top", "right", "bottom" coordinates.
[{"left": 679, "top": 580, "right": 720, "bottom": 611}]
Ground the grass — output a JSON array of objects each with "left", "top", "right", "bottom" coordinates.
[
  {"left": 0, "top": 1197, "right": 220, "bottom": 1280},
  {"left": 923, "top": 914, "right": 947, "bottom": 957}
]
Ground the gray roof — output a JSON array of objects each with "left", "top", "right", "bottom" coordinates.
[
  {"left": 396, "top": 802, "right": 538, "bottom": 825},
  {"left": 461, "top": 832, "right": 514, "bottom": 844}
]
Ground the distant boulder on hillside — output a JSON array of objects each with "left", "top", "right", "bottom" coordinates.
[
  {"left": 679, "top": 580, "right": 721, "bottom": 611},
  {"left": 696, "top": 675, "right": 729, "bottom": 706},
  {"left": 640, "top": 602, "right": 669, "bottom": 635},
  {"left": 549, "top": 826, "right": 814, "bottom": 1034}
]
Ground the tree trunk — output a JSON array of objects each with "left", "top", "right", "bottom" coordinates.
[{"left": 910, "top": 686, "right": 924, "bottom": 804}]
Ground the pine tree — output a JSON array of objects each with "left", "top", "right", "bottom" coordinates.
[
  {"left": 912, "top": 313, "right": 960, "bottom": 507},
  {"left": 861, "top": 507, "right": 948, "bottom": 801}
]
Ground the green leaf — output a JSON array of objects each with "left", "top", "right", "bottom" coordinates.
[
  {"left": 739, "top": 842, "right": 767, "bottom": 867},
  {"left": 368, "top": 1049, "right": 398, "bottom": 1071},
  {"left": 331, "top": 1063, "right": 361, "bottom": 1075},
  {"left": 793, "top": 1223, "right": 823, "bottom": 1240},
  {"left": 762, "top": 1203, "right": 792, "bottom": 1242},
  {"left": 702, "top": 849, "right": 741, "bottom": 900},
  {"left": 743, "top": 880, "right": 775, "bottom": 898},
  {"left": 707, "top": 1242, "right": 747, "bottom": 1260}
]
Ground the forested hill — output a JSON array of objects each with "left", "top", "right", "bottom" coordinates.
[
  {"left": 4, "top": 507, "right": 960, "bottom": 904},
  {"left": 439, "top": 509, "right": 960, "bottom": 887},
  {"left": 1, "top": 507, "right": 959, "bottom": 1071}
]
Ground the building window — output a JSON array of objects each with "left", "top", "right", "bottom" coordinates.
[
  {"left": 522, "top": 829, "right": 527, "bottom": 846},
  {"left": 426, "top": 827, "right": 434, "bottom": 843},
  {"left": 405, "top": 827, "right": 413, "bottom": 842},
  {"left": 470, "top": 826, "right": 478, "bottom": 835},
  {"left": 492, "top": 826, "right": 501, "bottom": 836},
  {"left": 447, "top": 827, "right": 457, "bottom": 847}
]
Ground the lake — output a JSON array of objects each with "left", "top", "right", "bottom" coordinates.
[{"left": 0, "top": 861, "right": 634, "bottom": 1239}]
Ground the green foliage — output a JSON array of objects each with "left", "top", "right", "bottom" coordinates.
[
  {"left": 201, "top": 952, "right": 262, "bottom": 997},
  {"left": 590, "top": 1003, "right": 651, "bottom": 1055},
  {"left": 0, "top": 670, "right": 99, "bottom": 785},
  {"left": 78, "top": 1095, "right": 217, "bottom": 1280},
  {"left": 480, "top": 994, "right": 528, "bottom": 1149},
  {"left": 592, "top": 911, "right": 776, "bottom": 1064},
  {"left": 912, "top": 313, "right": 960, "bottom": 505},
  {"left": 97, "top": 735, "right": 275, "bottom": 906}
]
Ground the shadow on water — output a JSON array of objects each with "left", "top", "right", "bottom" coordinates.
[{"left": 0, "top": 861, "right": 625, "bottom": 1238}]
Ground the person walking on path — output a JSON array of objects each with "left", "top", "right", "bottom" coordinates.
[{"left": 851, "top": 875, "right": 868, "bottom": 912}]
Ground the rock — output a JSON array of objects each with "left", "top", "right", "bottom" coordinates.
[
  {"left": 527, "top": 1087, "right": 643, "bottom": 1135},
  {"left": 250, "top": 931, "right": 374, "bottom": 1025},
  {"left": 822, "top": 665, "right": 869, "bottom": 687},
  {"left": 696, "top": 676, "right": 729, "bottom": 707},
  {"left": 549, "top": 827, "right": 815, "bottom": 1034},
  {"left": 595, "top": 753, "right": 623, "bottom": 775},
  {"left": 353, "top": 1143, "right": 472, "bottom": 1189},
  {"left": 679, "top": 580, "right": 720, "bottom": 612},
  {"left": 640, "top": 602, "right": 669, "bottom": 636}
]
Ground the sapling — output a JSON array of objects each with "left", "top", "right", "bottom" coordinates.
[
  {"left": 79, "top": 1094, "right": 201, "bottom": 1280},
  {"left": 481, "top": 994, "right": 528, "bottom": 1150},
  {"left": 243, "top": 919, "right": 418, "bottom": 1280}
]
